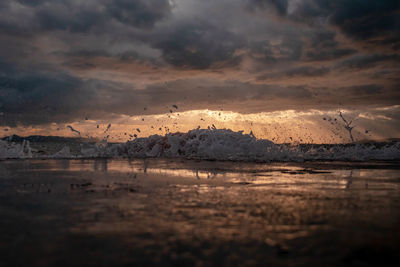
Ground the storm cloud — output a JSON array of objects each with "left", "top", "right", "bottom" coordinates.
[
  {"left": 0, "top": 0, "right": 399, "bottom": 127},
  {"left": 288, "top": 0, "right": 400, "bottom": 48}
]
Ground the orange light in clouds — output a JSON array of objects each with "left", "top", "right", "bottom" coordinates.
[{"left": 3, "top": 107, "right": 397, "bottom": 144}]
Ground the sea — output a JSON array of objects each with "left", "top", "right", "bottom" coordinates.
[{"left": 1, "top": 129, "right": 400, "bottom": 266}]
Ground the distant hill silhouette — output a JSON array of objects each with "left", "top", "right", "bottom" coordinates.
[{"left": 1, "top": 134, "right": 96, "bottom": 143}]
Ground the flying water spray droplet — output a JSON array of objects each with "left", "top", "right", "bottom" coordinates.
[
  {"left": 67, "top": 125, "right": 81, "bottom": 136},
  {"left": 339, "top": 111, "right": 355, "bottom": 142},
  {"left": 104, "top": 124, "right": 111, "bottom": 133}
]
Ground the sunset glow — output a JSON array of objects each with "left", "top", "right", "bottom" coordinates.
[
  {"left": 4, "top": 106, "right": 399, "bottom": 143},
  {"left": 0, "top": 0, "right": 399, "bottom": 143}
]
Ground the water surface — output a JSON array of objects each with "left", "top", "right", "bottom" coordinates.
[{"left": 1, "top": 159, "right": 400, "bottom": 266}]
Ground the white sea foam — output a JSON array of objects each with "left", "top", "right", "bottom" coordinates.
[
  {"left": 0, "top": 140, "right": 33, "bottom": 159},
  {"left": 52, "top": 146, "right": 72, "bottom": 158},
  {"left": 1, "top": 129, "right": 399, "bottom": 161}
]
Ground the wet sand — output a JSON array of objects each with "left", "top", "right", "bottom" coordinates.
[{"left": 1, "top": 159, "right": 400, "bottom": 266}]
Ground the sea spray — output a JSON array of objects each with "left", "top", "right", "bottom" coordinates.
[
  {"left": 41, "top": 129, "right": 400, "bottom": 161},
  {"left": 0, "top": 139, "right": 33, "bottom": 159},
  {"left": 339, "top": 111, "right": 355, "bottom": 142},
  {"left": 1, "top": 129, "right": 399, "bottom": 161}
]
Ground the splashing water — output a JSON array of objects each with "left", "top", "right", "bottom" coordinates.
[
  {"left": 1, "top": 129, "right": 399, "bottom": 161},
  {"left": 0, "top": 140, "right": 32, "bottom": 159},
  {"left": 66, "top": 125, "right": 81, "bottom": 136},
  {"left": 103, "top": 124, "right": 112, "bottom": 134},
  {"left": 339, "top": 111, "right": 355, "bottom": 142}
]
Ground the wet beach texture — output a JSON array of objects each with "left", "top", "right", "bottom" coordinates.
[{"left": 1, "top": 159, "right": 400, "bottom": 266}]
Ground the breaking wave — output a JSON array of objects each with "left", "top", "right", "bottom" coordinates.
[
  {"left": 1, "top": 129, "right": 399, "bottom": 162},
  {"left": 0, "top": 140, "right": 32, "bottom": 159}
]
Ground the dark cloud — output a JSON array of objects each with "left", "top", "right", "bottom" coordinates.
[
  {"left": 36, "top": 6, "right": 105, "bottom": 33},
  {"left": 339, "top": 84, "right": 383, "bottom": 96},
  {"left": 2, "top": 0, "right": 171, "bottom": 34},
  {"left": 250, "top": 37, "right": 303, "bottom": 63},
  {"left": 0, "top": 0, "right": 398, "bottom": 128},
  {"left": 310, "top": 31, "right": 337, "bottom": 48},
  {"left": 288, "top": 0, "right": 400, "bottom": 49},
  {"left": 0, "top": 60, "right": 308, "bottom": 125},
  {"left": 304, "top": 30, "right": 357, "bottom": 61},
  {"left": 247, "top": 0, "right": 288, "bottom": 15},
  {"left": 108, "top": 0, "right": 171, "bottom": 29},
  {"left": 153, "top": 22, "right": 245, "bottom": 69},
  {"left": 0, "top": 60, "right": 87, "bottom": 126},
  {"left": 337, "top": 54, "right": 400, "bottom": 69},
  {"left": 16, "top": 0, "right": 48, "bottom": 7},
  {"left": 329, "top": 0, "right": 400, "bottom": 42},
  {"left": 0, "top": 70, "right": 315, "bottom": 126},
  {"left": 285, "top": 66, "right": 330, "bottom": 77},
  {"left": 306, "top": 48, "right": 356, "bottom": 61},
  {"left": 287, "top": 0, "right": 332, "bottom": 24},
  {"left": 0, "top": 55, "right": 397, "bottom": 127},
  {"left": 257, "top": 66, "right": 330, "bottom": 80},
  {"left": 58, "top": 49, "right": 112, "bottom": 59},
  {"left": 0, "top": 60, "right": 142, "bottom": 126}
]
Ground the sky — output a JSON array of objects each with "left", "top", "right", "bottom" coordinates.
[{"left": 0, "top": 0, "right": 399, "bottom": 143}]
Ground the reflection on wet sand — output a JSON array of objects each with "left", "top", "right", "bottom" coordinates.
[{"left": 0, "top": 159, "right": 400, "bottom": 266}]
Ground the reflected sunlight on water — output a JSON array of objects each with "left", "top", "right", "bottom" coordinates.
[
  {"left": 1, "top": 159, "right": 400, "bottom": 266},
  {"left": 10, "top": 159, "right": 399, "bottom": 191}
]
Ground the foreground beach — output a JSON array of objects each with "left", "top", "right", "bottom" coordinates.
[{"left": 1, "top": 159, "right": 400, "bottom": 266}]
